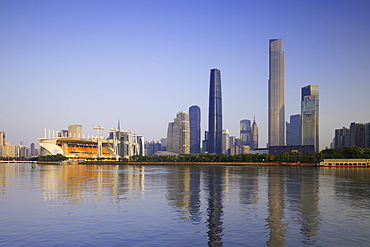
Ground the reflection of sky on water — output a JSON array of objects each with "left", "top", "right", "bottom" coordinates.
[{"left": 1, "top": 164, "right": 370, "bottom": 246}]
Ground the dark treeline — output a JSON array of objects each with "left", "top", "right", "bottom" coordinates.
[
  {"left": 130, "top": 147, "right": 370, "bottom": 163},
  {"left": 37, "top": 154, "right": 68, "bottom": 162}
]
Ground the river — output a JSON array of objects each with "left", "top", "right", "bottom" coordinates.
[{"left": 1, "top": 163, "right": 370, "bottom": 246}]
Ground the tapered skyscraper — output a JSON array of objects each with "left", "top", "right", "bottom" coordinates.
[
  {"left": 208, "top": 68, "right": 223, "bottom": 154},
  {"left": 268, "top": 39, "right": 285, "bottom": 146}
]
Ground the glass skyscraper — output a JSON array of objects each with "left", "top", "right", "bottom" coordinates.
[
  {"left": 301, "top": 85, "right": 319, "bottom": 152},
  {"left": 189, "top": 105, "right": 201, "bottom": 154},
  {"left": 208, "top": 68, "right": 223, "bottom": 154},
  {"left": 288, "top": 114, "right": 301, "bottom": 145},
  {"left": 268, "top": 39, "right": 285, "bottom": 146}
]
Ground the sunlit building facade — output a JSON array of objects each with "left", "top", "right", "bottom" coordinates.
[
  {"left": 167, "top": 111, "right": 190, "bottom": 154},
  {"left": 268, "top": 39, "right": 285, "bottom": 146},
  {"left": 301, "top": 85, "right": 319, "bottom": 152}
]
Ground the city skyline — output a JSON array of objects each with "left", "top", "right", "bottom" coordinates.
[{"left": 1, "top": 1, "right": 370, "bottom": 150}]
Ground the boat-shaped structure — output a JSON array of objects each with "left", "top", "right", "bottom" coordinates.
[{"left": 317, "top": 159, "right": 370, "bottom": 167}]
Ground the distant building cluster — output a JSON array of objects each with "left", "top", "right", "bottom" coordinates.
[
  {"left": 0, "top": 131, "right": 39, "bottom": 158},
  {"left": 162, "top": 68, "right": 260, "bottom": 156},
  {"left": 37, "top": 124, "right": 144, "bottom": 160},
  {"left": 332, "top": 122, "right": 370, "bottom": 149}
]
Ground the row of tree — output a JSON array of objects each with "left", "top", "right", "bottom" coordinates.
[
  {"left": 3, "top": 147, "right": 369, "bottom": 163},
  {"left": 37, "top": 154, "right": 68, "bottom": 162},
  {"left": 130, "top": 147, "right": 370, "bottom": 163}
]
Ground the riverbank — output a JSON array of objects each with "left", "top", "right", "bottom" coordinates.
[
  {"left": 73, "top": 161, "right": 317, "bottom": 166},
  {"left": 34, "top": 161, "right": 317, "bottom": 166}
]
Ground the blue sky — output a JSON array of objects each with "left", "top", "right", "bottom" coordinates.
[{"left": 1, "top": 0, "right": 370, "bottom": 150}]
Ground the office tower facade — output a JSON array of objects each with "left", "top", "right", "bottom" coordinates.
[
  {"left": 202, "top": 131, "right": 208, "bottom": 153},
  {"left": 167, "top": 111, "right": 190, "bottom": 154},
  {"left": 251, "top": 118, "right": 258, "bottom": 150},
  {"left": 30, "top": 143, "right": 35, "bottom": 156},
  {"left": 208, "top": 68, "right": 223, "bottom": 154},
  {"left": 160, "top": 138, "right": 167, "bottom": 151},
  {"left": 68, "top": 124, "right": 82, "bottom": 138},
  {"left": 222, "top": 129, "right": 230, "bottom": 154},
  {"left": 189, "top": 105, "right": 201, "bottom": 154},
  {"left": 268, "top": 39, "right": 285, "bottom": 146},
  {"left": 288, "top": 114, "right": 301, "bottom": 145},
  {"left": 240, "top": 119, "right": 252, "bottom": 147},
  {"left": 301, "top": 85, "right": 319, "bottom": 152},
  {"left": 145, "top": 141, "right": 162, "bottom": 156}
]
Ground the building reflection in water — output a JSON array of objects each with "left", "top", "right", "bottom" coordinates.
[
  {"left": 268, "top": 167, "right": 321, "bottom": 246},
  {"left": 299, "top": 168, "right": 320, "bottom": 244},
  {"left": 165, "top": 166, "right": 225, "bottom": 246},
  {"left": 238, "top": 167, "right": 259, "bottom": 208},
  {"left": 165, "top": 166, "right": 202, "bottom": 223},
  {"left": 204, "top": 167, "right": 224, "bottom": 247},
  {"left": 266, "top": 167, "right": 287, "bottom": 247}
]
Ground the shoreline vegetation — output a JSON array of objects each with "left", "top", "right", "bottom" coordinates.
[
  {"left": 3, "top": 147, "right": 369, "bottom": 166},
  {"left": 36, "top": 160, "right": 316, "bottom": 166}
]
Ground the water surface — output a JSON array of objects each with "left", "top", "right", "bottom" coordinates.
[{"left": 1, "top": 164, "right": 370, "bottom": 246}]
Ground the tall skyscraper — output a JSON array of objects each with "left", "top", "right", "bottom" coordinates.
[
  {"left": 268, "top": 39, "right": 285, "bottom": 146},
  {"left": 208, "top": 68, "right": 223, "bottom": 154},
  {"left": 240, "top": 119, "right": 251, "bottom": 146},
  {"left": 251, "top": 118, "right": 258, "bottom": 150},
  {"left": 189, "top": 105, "right": 201, "bottom": 154},
  {"left": 301, "top": 85, "right": 319, "bottom": 152}
]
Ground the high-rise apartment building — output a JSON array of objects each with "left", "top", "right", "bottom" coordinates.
[
  {"left": 333, "top": 122, "right": 370, "bottom": 149},
  {"left": 251, "top": 118, "right": 258, "bottom": 150},
  {"left": 0, "top": 131, "right": 5, "bottom": 156},
  {"left": 68, "top": 124, "right": 82, "bottom": 138},
  {"left": 189, "top": 105, "right": 201, "bottom": 154},
  {"left": 334, "top": 127, "right": 350, "bottom": 150},
  {"left": 350, "top": 122, "right": 370, "bottom": 148},
  {"left": 268, "top": 39, "right": 285, "bottom": 146},
  {"left": 167, "top": 111, "right": 190, "bottom": 154},
  {"left": 208, "top": 68, "right": 223, "bottom": 154},
  {"left": 301, "top": 85, "right": 319, "bottom": 152},
  {"left": 222, "top": 129, "right": 230, "bottom": 154},
  {"left": 240, "top": 119, "right": 251, "bottom": 147}
]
